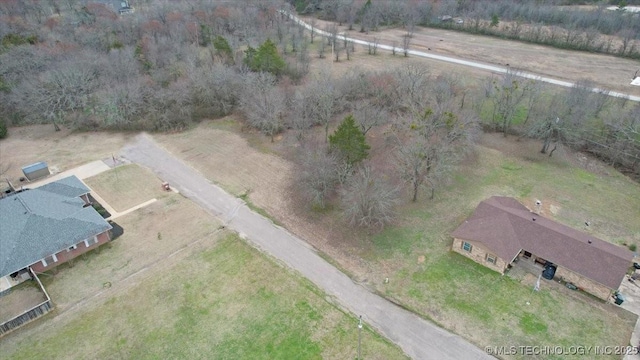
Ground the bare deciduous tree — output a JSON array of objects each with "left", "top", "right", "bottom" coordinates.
[
  {"left": 394, "top": 108, "right": 478, "bottom": 202},
  {"left": 190, "top": 63, "right": 241, "bottom": 117},
  {"left": 401, "top": 32, "right": 411, "bottom": 57},
  {"left": 309, "top": 18, "right": 317, "bottom": 43},
  {"left": 393, "top": 64, "right": 431, "bottom": 112},
  {"left": 301, "top": 68, "right": 339, "bottom": 141},
  {"left": 353, "top": 100, "right": 388, "bottom": 135},
  {"left": 490, "top": 67, "right": 529, "bottom": 136},
  {"left": 239, "top": 72, "right": 285, "bottom": 141},
  {"left": 13, "top": 55, "right": 102, "bottom": 130},
  {"left": 340, "top": 165, "right": 399, "bottom": 230},
  {"left": 297, "top": 144, "right": 339, "bottom": 209}
]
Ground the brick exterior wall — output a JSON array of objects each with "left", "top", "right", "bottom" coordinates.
[
  {"left": 452, "top": 239, "right": 617, "bottom": 300},
  {"left": 30, "top": 231, "right": 111, "bottom": 274},
  {"left": 554, "top": 266, "right": 613, "bottom": 300},
  {"left": 452, "top": 238, "right": 509, "bottom": 273}
]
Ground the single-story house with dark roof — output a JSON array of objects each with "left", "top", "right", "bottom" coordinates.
[
  {"left": 451, "top": 196, "right": 634, "bottom": 300},
  {"left": 0, "top": 175, "right": 112, "bottom": 291}
]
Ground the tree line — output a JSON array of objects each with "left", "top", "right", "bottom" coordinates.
[
  {"left": 0, "top": 0, "right": 637, "bottom": 230},
  {"left": 0, "top": 0, "right": 308, "bottom": 132}
]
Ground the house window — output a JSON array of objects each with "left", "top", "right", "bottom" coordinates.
[
  {"left": 462, "top": 241, "right": 473, "bottom": 252},
  {"left": 486, "top": 254, "right": 497, "bottom": 264},
  {"left": 67, "top": 244, "right": 78, "bottom": 252}
]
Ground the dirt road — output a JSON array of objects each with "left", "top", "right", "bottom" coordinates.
[
  {"left": 287, "top": 13, "right": 640, "bottom": 102},
  {"left": 120, "top": 133, "right": 492, "bottom": 360}
]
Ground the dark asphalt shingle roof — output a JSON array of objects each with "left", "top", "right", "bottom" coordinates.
[
  {"left": 37, "top": 175, "right": 90, "bottom": 198},
  {"left": 0, "top": 176, "right": 111, "bottom": 278},
  {"left": 452, "top": 196, "right": 633, "bottom": 290}
]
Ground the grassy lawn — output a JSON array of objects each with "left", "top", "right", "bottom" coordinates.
[
  {"left": 37, "top": 194, "right": 220, "bottom": 311},
  {"left": 368, "top": 134, "right": 640, "bottom": 359},
  {"left": 84, "top": 164, "right": 169, "bottom": 212},
  {"left": 6, "top": 234, "right": 407, "bottom": 360}
]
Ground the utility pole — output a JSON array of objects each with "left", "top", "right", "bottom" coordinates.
[{"left": 358, "top": 315, "right": 363, "bottom": 359}]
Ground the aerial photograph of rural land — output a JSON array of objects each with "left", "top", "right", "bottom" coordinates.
[{"left": 1, "top": 0, "right": 640, "bottom": 359}]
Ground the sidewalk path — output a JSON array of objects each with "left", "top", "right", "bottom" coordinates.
[
  {"left": 121, "top": 133, "right": 493, "bottom": 360},
  {"left": 27, "top": 160, "right": 111, "bottom": 188}
]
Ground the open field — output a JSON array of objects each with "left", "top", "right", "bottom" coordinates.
[
  {"left": 4, "top": 233, "right": 407, "bottom": 360},
  {"left": 157, "top": 119, "right": 640, "bottom": 359},
  {"left": 301, "top": 16, "right": 640, "bottom": 97},
  {"left": 84, "top": 164, "right": 169, "bottom": 212}
]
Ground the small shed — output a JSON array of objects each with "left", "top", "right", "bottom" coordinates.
[{"left": 21, "top": 162, "right": 50, "bottom": 181}]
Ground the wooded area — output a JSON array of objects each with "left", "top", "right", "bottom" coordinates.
[{"left": 0, "top": 0, "right": 638, "bottom": 228}]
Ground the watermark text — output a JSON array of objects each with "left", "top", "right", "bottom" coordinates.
[{"left": 485, "top": 345, "right": 639, "bottom": 356}]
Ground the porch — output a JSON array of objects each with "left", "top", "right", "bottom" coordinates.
[
  {"left": 506, "top": 252, "right": 546, "bottom": 281},
  {"left": 0, "top": 269, "right": 53, "bottom": 337},
  {"left": 0, "top": 269, "right": 32, "bottom": 293}
]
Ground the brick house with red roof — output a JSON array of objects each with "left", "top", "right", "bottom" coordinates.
[{"left": 451, "top": 196, "right": 633, "bottom": 300}]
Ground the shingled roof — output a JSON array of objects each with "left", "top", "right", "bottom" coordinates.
[
  {"left": 37, "top": 175, "right": 90, "bottom": 198},
  {"left": 0, "top": 176, "right": 111, "bottom": 278},
  {"left": 452, "top": 196, "right": 633, "bottom": 290}
]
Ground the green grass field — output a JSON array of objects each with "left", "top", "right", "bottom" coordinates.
[
  {"left": 367, "top": 134, "right": 640, "bottom": 359},
  {"left": 6, "top": 234, "right": 407, "bottom": 360}
]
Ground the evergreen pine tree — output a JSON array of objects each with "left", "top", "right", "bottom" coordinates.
[{"left": 329, "top": 114, "right": 370, "bottom": 165}]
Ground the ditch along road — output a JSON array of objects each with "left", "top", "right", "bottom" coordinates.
[
  {"left": 120, "top": 133, "right": 492, "bottom": 360},
  {"left": 284, "top": 12, "right": 640, "bottom": 103}
]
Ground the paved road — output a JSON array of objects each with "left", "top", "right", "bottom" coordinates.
[
  {"left": 284, "top": 12, "right": 640, "bottom": 103},
  {"left": 120, "top": 134, "right": 492, "bottom": 360}
]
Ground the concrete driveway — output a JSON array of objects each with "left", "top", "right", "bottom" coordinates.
[
  {"left": 120, "top": 133, "right": 493, "bottom": 360},
  {"left": 619, "top": 273, "right": 640, "bottom": 359}
]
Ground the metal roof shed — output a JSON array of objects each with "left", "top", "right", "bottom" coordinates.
[{"left": 21, "top": 162, "right": 50, "bottom": 181}]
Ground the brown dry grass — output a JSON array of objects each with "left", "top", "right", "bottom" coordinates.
[
  {"left": 155, "top": 120, "right": 373, "bottom": 276},
  {"left": 0, "top": 125, "right": 131, "bottom": 186},
  {"left": 41, "top": 194, "right": 221, "bottom": 310},
  {"left": 0, "top": 282, "right": 47, "bottom": 323},
  {"left": 302, "top": 16, "right": 640, "bottom": 97},
  {"left": 84, "top": 164, "right": 169, "bottom": 212}
]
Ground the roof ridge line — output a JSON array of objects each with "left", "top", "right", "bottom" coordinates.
[
  {"left": 502, "top": 205, "right": 631, "bottom": 261},
  {"left": 15, "top": 194, "right": 32, "bottom": 214}
]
